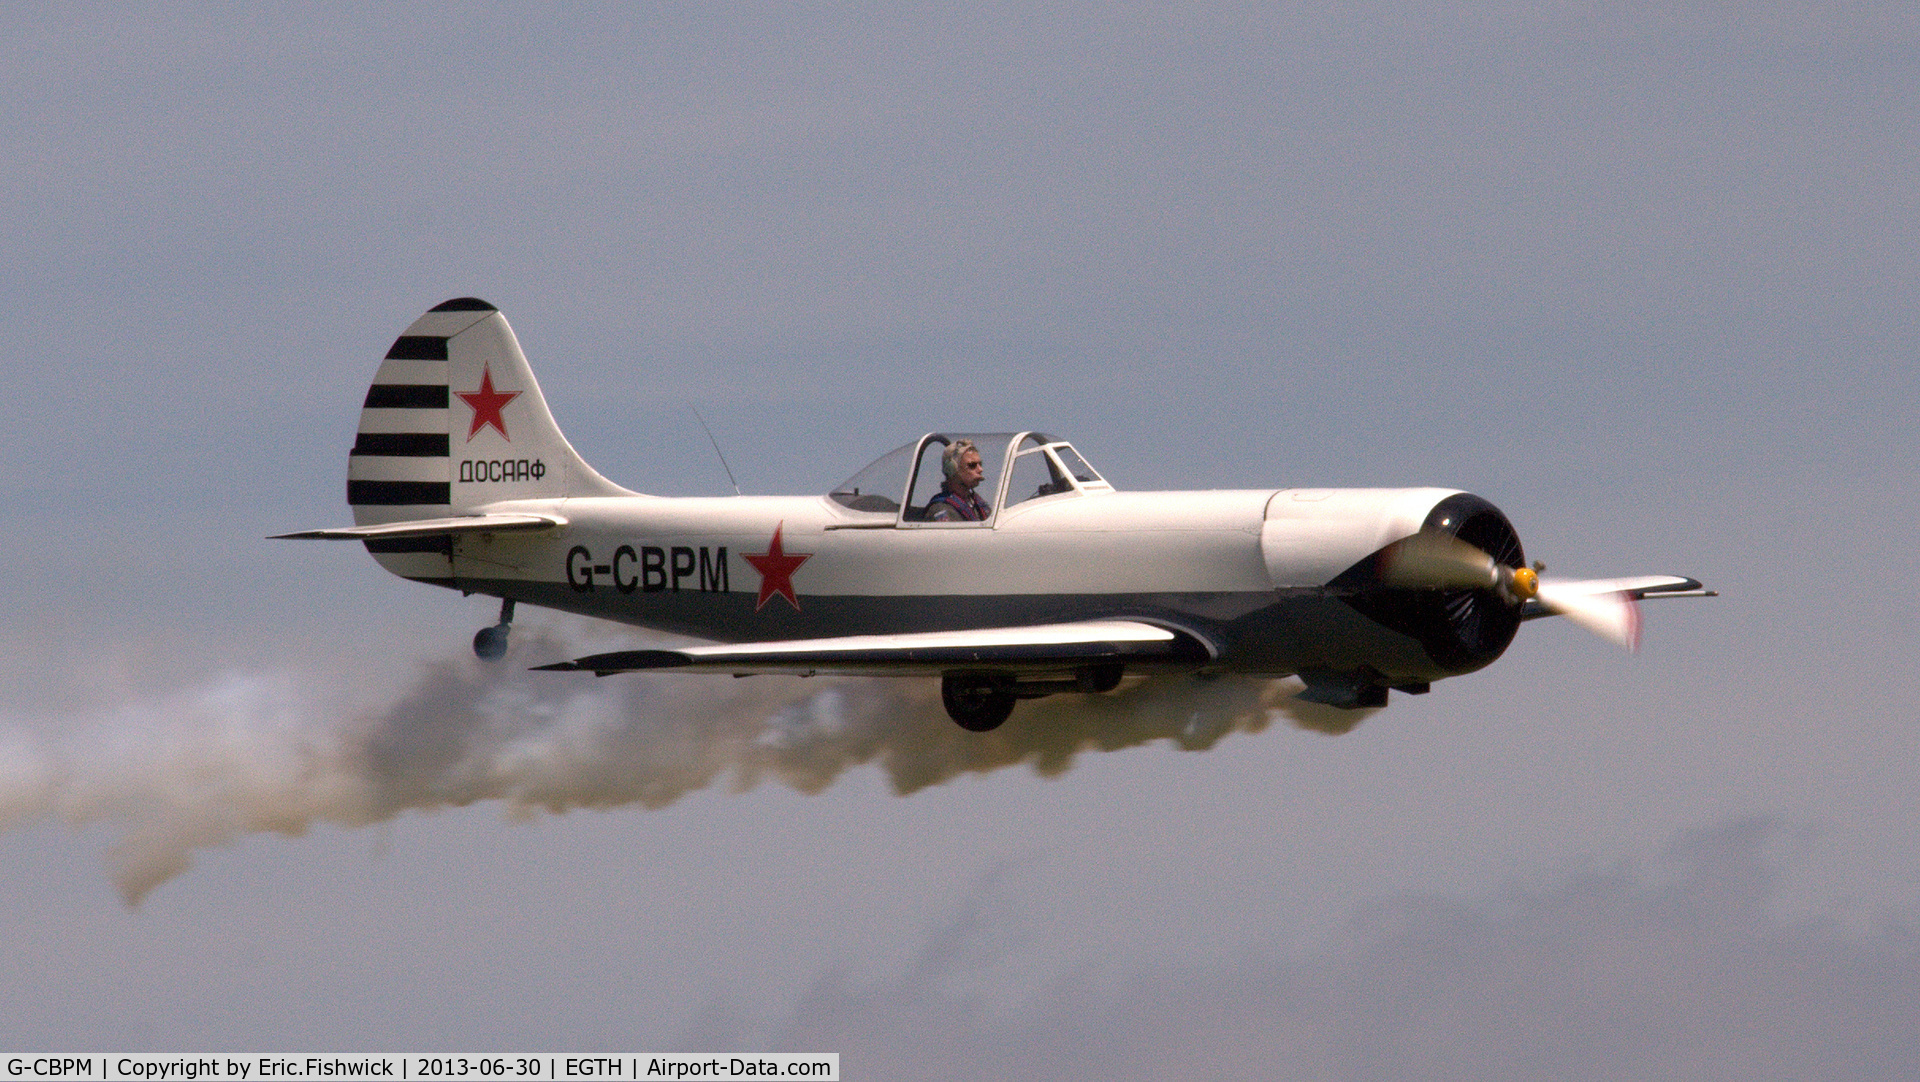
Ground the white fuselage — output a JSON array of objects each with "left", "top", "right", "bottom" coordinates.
[{"left": 387, "top": 484, "right": 1499, "bottom": 686}]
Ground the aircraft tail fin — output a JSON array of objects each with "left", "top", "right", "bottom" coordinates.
[{"left": 347, "top": 297, "right": 630, "bottom": 581}]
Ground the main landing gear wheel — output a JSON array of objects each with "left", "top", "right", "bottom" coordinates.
[
  {"left": 1077, "top": 662, "right": 1124, "bottom": 694},
  {"left": 942, "top": 673, "right": 1016, "bottom": 732}
]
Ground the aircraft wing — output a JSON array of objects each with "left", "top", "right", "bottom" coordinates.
[
  {"left": 270, "top": 513, "right": 567, "bottom": 540},
  {"left": 534, "top": 619, "right": 1216, "bottom": 677}
]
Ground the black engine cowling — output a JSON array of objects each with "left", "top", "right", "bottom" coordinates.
[{"left": 1336, "top": 492, "right": 1526, "bottom": 675}]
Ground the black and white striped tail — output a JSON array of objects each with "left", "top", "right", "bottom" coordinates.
[{"left": 348, "top": 297, "right": 628, "bottom": 584}]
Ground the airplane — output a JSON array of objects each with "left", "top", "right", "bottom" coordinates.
[{"left": 277, "top": 297, "right": 1714, "bottom": 731}]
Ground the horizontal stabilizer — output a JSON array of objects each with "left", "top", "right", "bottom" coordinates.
[
  {"left": 534, "top": 620, "right": 1215, "bottom": 677},
  {"left": 270, "top": 513, "right": 566, "bottom": 540}
]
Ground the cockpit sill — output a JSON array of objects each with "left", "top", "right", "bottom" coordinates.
[{"left": 825, "top": 431, "right": 1114, "bottom": 530}]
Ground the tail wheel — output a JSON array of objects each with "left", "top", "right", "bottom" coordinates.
[
  {"left": 473, "top": 624, "right": 510, "bottom": 660},
  {"left": 942, "top": 674, "right": 1016, "bottom": 732},
  {"left": 472, "top": 599, "right": 516, "bottom": 661}
]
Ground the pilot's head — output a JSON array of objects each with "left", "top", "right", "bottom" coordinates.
[{"left": 942, "top": 439, "right": 985, "bottom": 491}]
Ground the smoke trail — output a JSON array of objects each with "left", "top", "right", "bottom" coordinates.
[{"left": 0, "top": 626, "right": 1374, "bottom": 904}]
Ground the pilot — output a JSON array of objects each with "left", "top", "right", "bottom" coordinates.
[{"left": 926, "top": 439, "right": 992, "bottom": 521}]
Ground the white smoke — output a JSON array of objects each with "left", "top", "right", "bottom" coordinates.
[{"left": 0, "top": 626, "right": 1374, "bottom": 904}]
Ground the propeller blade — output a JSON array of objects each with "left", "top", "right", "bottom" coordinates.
[
  {"left": 1534, "top": 580, "right": 1642, "bottom": 651},
  {"left": 1380, "top": 531, "right": 1645, "bottom": 651},
  {"left": 1377, "top": 529, "right": 1502, "bottom": 590}
]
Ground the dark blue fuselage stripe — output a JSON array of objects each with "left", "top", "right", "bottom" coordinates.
[
  {"left": 348, "top": 480, "right": 450, "bottom": 505},
  {"left": 384, "top": 336, "right": 450, "bottom": 360},
  {"left": 352, "top": 432, "right": 450, "bottom": 456},
  {"left": 406, "top": 575, "right": 1483, "bottom": 680},
  {"left": 363, "top": 384, "right": 449, "bottom": 409}
]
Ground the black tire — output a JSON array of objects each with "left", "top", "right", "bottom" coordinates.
[
  {"left": 942, "top": 674, "right": 1016, "bottom": 732},
  {"left": 1076, "top": 663, "right": 1124, "bottom": 694},
  {"left": 473, "top": 624, "right": 510, "bottom": 660}
]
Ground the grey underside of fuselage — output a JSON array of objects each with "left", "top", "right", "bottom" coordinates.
[{"left": 428, "top": 574, "right": 1453, "bottom": 684}]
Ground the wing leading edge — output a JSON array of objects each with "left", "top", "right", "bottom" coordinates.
[{"left": 534, "top": 619, "right": 1216, "bottom": 677}]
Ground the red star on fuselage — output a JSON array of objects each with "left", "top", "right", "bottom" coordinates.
[
  {"left": 743, "top": 523, "right": 812, "bottom": 612},
  {"left": 457, "top": 365, "right": 519, "bottom": 441}
]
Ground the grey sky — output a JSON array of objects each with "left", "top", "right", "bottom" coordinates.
[{"left": 3, "top": 3, "right": 1917, "bottom": 1075}]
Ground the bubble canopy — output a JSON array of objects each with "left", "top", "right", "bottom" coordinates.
[{"left": 828, "top": 432, "right": 1111, "bottom": 524}]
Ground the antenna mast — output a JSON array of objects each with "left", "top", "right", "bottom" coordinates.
[{"left": 690, "top": 407, "right": 743, "bottom": 496}]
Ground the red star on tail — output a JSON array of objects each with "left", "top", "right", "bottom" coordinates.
[
  {"left": 743, "top": 523, "right": 812, "bottom": 612},
  {"left": 457, "top": 365, "right": 519, "bottom": 441}
]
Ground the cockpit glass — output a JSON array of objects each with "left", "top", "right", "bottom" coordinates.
[
  {"left": 828, "top": 441, "right": 916, "bottom": 514},
  {"left": 1052, "top": 444, "right": 1104, "bottom": 487},
  {"left": 829, "top": 433, "right": 1094, "bottom": 522},
  {"left": 1004, "top": 436, "right": 1073, "bottom": 509},
  {"left": 904, "top": 434, "right": 1011, "bottom": 523}
]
